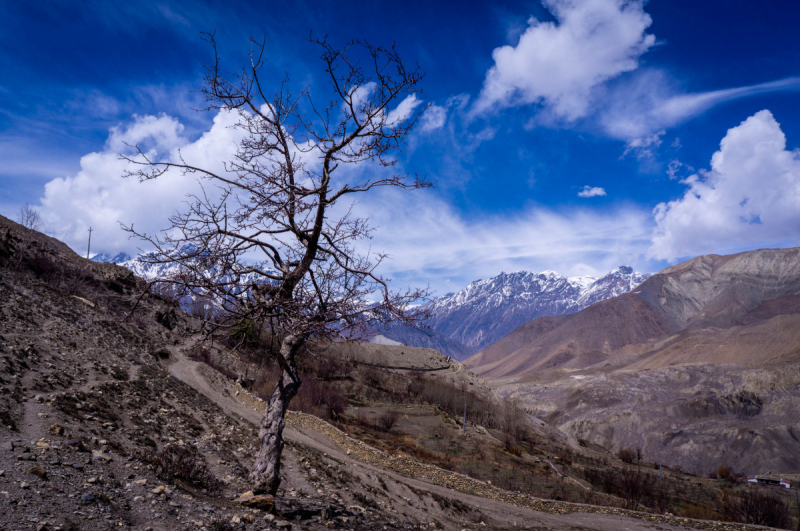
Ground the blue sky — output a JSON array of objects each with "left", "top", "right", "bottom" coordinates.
[{"left": 2, "top": 0, "right": 800, "bottom": 295}]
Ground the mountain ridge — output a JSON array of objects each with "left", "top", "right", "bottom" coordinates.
[
  {"left": 466, "top": 247, "right": 800, "bottom": 475},
  {"left": 93, "top": 250, "right": 651, "bottom": 360},
  {"left": 466, "top": 247, "right": 800, "bottom": 377},
  {"left": 381, "top": 265, "right": 650, "bottom": 359}
]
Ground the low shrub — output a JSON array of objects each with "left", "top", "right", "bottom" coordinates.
[
  {"left": 720, "top": 489, "right": 792, "bottom": 529},
  {"left": 287, "top": 377, "right": 348, "bottom": 421},
  {"left": 680, "top": 504, "right": 721, "bottom": 520},
  {"left": 617, "top": 448, "right": 636, "bottom": 464},
  {"left": 137, "top": 445, "right": 222, "bottom": 491},
  {"left": 379, "top": 410, "right": 400, "bottom": 431}
]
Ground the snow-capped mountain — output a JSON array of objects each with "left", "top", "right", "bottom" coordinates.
[
  {"left": 92, "top": 252, "right": 132, "bottom": 264},
  {"left": 92, "top": 251, "right": 184, "bottom": 281},
  {"left": 380, "top": 266, "right": 650, "bottom": 359},
  {"left": 96, "top": 251, "right": 649, "bottom": 360}
]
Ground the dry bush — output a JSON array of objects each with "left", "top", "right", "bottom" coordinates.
[
  {"left": 584, "top": 467, "right": 617, "bottom": 494},
  {"left": 379, "top": 410, "right": 400, "bottom": 431},
  {"left": 719, "top": 489, "right": 792, "bottom": 529},
  {"left": 361, "top": 366, "right": 383, "bottom": 388},
  {"left": 407, "top": 373, "right": 529, "bottom": 439},
  {"left": 584, "top": 466, "right": 656, "bottom": 510},
  {"left": 547, "top": 483, "right": 574, "bottom": 502},
  {"left": 617, "top": 448, "right": 636, "bottom": 464},
  {"left": 680, "top": 504, "right": 722, "bottom": 520},
  {"left": 317, "top": 356, "right": 346, "bottom": 380},
  {"left": 618, "top": 467, "right": 655, "bottom": 509},
  {"left": 287, "top": 377, "right": 348, "bottom": 420},
  {"left": 26, "top": 255, "right": 62, "bottom": 281},
  {"left": 18, "top": 203, "right": 43, "bottom": 232},
  {"left": 137, "top": 445, "right": 222, "bottom": 491},
  {"left": 717, "top": 465, "right": 730, "bottom": 479}
]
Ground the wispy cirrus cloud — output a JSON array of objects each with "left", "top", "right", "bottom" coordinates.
[
  {"left": 355, "top": 188, "right": 654, "bottom": 292},
  {"left": 601, "top": 71, "right": 800, "bottom": 141}
]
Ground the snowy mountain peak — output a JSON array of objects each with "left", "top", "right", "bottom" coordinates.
[
  {"left": 385, "top": 265, "right": 651, "bottom": 357},
  {"left": 98, "top": 249, "right": 650, "bottom": 361},
  {"left": 92, "top": 252, "right": 132, "bottom": 264}
]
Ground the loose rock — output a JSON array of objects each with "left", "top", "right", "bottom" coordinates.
[{"left": 26, "top": 465, "right": 47, "bottom": 479}]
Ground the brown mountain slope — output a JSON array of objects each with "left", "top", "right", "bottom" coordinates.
[
  {"left": 467, "top": 295, "right": 674, "bottom": 378},
  {"left": 466, "top": 247, "right": 800, "bottom": 377},
  {"left": 637, "top": 248, "right": 800, "bottom": 330},
  {"left": 466, "top": 247, "right": 800, "bottom": 475}
]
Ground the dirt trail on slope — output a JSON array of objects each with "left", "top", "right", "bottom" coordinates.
[{"left": 166, "top": 343, "right": 763, "bottom": 531}]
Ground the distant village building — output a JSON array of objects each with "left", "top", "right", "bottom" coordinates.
[{"left": 747, "top": 474, "right": 792, "bottom": 488}]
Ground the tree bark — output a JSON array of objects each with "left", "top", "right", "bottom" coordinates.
[{"left": 250, "top": 333, "right": 304, "bottom": 495}]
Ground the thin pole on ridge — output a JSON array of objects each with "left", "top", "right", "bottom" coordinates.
[{"left": 87, "top": 227, "right": 93, "bottom": 259}]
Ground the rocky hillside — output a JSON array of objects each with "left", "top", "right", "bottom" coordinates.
[
  {"left": 3, "top": 215, "right": 798, "bottom": 529},
  {"left": 466, "top": 248, "right": 800, "bottom": 476}
]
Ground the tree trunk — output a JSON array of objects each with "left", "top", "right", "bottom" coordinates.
[{"left": 250, "top": 333, "right": 304, "bottom": 495}]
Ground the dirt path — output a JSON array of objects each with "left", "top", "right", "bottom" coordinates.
[{"left": 166, "top": 344, "right": 758, "bottom": 531}]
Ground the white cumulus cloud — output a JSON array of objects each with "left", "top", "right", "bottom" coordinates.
[
  {"left": 577, "top": 186, "right": 607, "bottom": 198},
  {"left": 39, "top": 110, "right": 245, "bottom": 255},
  {"left": 650, "top": 110, "right": 800, "bottom": 260},
  {"left": 34, "top": 107, "right": 660, "bottom": 295},
  {"left": 472, "top": 0, "right": 655, "bottom": 121}
]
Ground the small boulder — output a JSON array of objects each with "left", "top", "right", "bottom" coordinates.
[
  {"left": 25, "top": 466, "right": 47, "bottom": 479},
  {"left": 236, "top": 490, "right": 275, "bottom": 510},
  {"left": 91, "top": 450, "right": 112, "bottom": 462},
  {"left": 65, "top": 438, "right": 85, "bottom": 451},
  {"left": 49, "top": 423, "right": 66, "bottom": 436},
  {"left": 81, "top": 492, "right": 95, "bottom": 502}
]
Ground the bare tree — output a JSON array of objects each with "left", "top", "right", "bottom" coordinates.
[
  {"left": 122, "top": 33, "right": 432, "bottom": 495},
  {"left": 18, "top": 203, "right": 43, "bottom": 232},
  {"left": 379, "top": 410, "right": 400, "bottom": 431}
]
